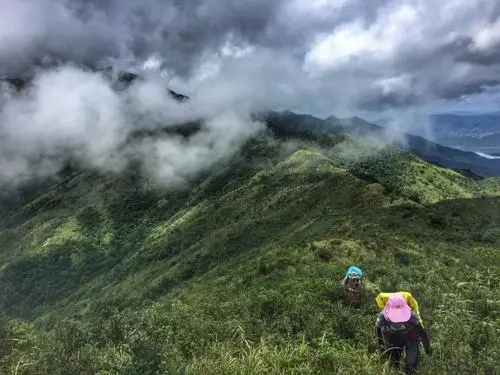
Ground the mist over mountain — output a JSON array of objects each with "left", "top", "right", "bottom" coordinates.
[
  {"left": 0, "top": 63, "right": 270, "bottom": 191},
  {"left": 1, "top": 0, "right": 500, "bottom": 193}
]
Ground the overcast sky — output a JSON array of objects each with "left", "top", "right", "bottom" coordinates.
[
  {"left": 1, "top": 0, "right": 500, "bottom": 117},
  {"left": 1, "top": 0, "right": 500, "bottom": 188}
]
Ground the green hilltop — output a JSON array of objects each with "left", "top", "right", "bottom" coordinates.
[{"left": 0, "top": 127, "right": 499, "bottom": 375}]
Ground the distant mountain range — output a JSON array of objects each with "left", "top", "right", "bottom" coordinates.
[
  {"left": 263, "top": 110, "right": 500, "bottom": 179},
  {"left": 2, "top": 66, "right": 500, "bottom": 179},
  {"left": 375, "top": 112, "right": 500, "bottom": 155}
]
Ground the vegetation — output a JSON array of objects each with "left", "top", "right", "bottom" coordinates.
[{"left": 0, "top": 130, "right": 499, "bottom": 374}]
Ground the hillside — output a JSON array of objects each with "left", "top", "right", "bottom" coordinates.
[{"left": 0, "top": 125, "right": 499, "bottom": 375}]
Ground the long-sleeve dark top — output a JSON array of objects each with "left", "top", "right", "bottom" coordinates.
[{"left": 375, "top": 311, "right": 431, "bottom": 352}]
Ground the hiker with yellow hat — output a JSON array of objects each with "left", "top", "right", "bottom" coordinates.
[{"left": 375, "top": 293, "right": 432, "bottom": 374}]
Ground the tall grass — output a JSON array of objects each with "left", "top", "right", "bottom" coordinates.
[{"left": 0, "top": 135, "right": 498, "bottom": 374}]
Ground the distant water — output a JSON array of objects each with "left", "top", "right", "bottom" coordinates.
[
  {"left": 474, "top": 152, "right": 500, "bottom": 159},
  {"left": 450, "top": 145, "right": 500, "bottom": 158}
]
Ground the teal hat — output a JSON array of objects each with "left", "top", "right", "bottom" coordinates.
[{"left": 344, "top": 266, "right": 363, "bottom": 278}]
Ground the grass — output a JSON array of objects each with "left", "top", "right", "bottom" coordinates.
[{"left": 0, "top": 131, "right": 499, "bottom": 374}]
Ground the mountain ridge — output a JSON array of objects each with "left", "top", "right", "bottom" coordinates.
[
  {"left": 0, "top": 67, "right": 499, "bottom": 375},
  {"left": 0, "top": 126, "right": 498, "bottom": 374}
]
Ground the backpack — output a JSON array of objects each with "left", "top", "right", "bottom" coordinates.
[
  {"left": 380, "top": 317, "right": 421, "bottom": 343},
  {"left": 345, "top": 274, "right": 362, "bottom": 293}
]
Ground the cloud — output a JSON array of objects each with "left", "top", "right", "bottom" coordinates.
[
  {"left": 302, "top": 0, "right": 500, "bottom": 109},
  {"left": 2, "top": 0, "right": 500, "bottom": 110},
  {"left": 0, "top": 64, "right": 266, "bottom": 189},
  {"left": 134, "top": 112, "right": 263, "bottom": 188},
  {"left": 1, "top": 0, "right": 500, "bottom": 188},
  {"left": 0, "top": 0, "right": 120, "bottom": 76}
]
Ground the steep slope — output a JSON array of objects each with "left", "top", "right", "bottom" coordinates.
[{"left": 0, "top": 130, "right": 499, "bottom": 374}]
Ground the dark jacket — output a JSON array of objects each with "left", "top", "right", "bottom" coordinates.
[{"left": 375, "top": 311, "right": 431, "bottom": 353}]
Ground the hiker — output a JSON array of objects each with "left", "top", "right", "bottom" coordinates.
[
  {"left": 375, "top": 291, "right": 424, "bottom": 326},
  {"left": 341, "top": 266, "right": 364, "bottom": 302},
  {"left": 375, "top": 294, "right": 432, "bottom": 374}
]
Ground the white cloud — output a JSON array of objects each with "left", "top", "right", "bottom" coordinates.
[
  {"left": 0, "top": 63, "right": 267, "bottom": 189},
  {"left": 292, "top": 0, "right": 351, "bottom": 12},
  {"left": 1, "top": 0, "right": 500, "bottom": 189},
  {"left": 472, "top": 18, "right": 500, "bottom": 51},
  {"left": 375, "top": 75, "right": 414, "bottom": 96},
  {"left": 303, "top": 3, "right": 419, "bottom": 72}
]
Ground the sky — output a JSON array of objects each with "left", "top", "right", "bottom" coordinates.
[
  {"left": 2, "top": 0, "right": 500, "bottom": 116},
  {"left": 1, "top": 0, "right": 500, "bottom": 188}
]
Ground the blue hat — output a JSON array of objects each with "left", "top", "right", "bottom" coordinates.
[{"left": 344, "top": 266, "right": 363, "bottom": 278}]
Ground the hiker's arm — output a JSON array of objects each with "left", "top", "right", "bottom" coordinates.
[
  {"left": 375, "top": 314, "right": 385, "bottom": 348},
  {"left": 414, "top": 323, "right": 432, "bottom": 355}
]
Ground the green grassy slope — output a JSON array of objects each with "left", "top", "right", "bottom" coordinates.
[{"left": 0, "top": 132, "right": 499, "bottom": 375}]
